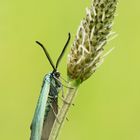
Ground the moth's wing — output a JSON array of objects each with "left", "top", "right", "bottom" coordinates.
[
  {"left": 41, "top": 99, "right": 58, "bottom": 140},
  {"left": 30, "top": 75, "right": 51, "bottom": 140}
]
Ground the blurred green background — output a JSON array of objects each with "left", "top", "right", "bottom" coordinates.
[{"left": 0, "top": 0, "right": 140, "bottom": 140}]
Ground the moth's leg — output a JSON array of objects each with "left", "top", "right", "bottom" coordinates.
[
  {"left": 58, "top": 94, "right": 75, "bottom": 107},
  {"left": 54, "top": 76, "right": 74, "bottom": 89},
  {"left": 58, "top": 95, "right": 69, "bottom": 104},
  {"left": 49, "top": 103, "right": 60, "bottom": 124},
  {"left": 56, "top": 96, "right": 69, "bottom": 122},
  {"left": 60, "top": 76, "right": 69, "bottom": 83},
  {"left": 61, "top": 84, "right": 74, "bottom": 89}
]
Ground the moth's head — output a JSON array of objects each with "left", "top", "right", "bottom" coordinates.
[{"left": 53, "top": 71, "right": 60, "bottom": 78}]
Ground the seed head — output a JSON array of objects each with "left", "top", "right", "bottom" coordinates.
[{"left": 67, "top": 0, "right": 118, "bottom": 83}]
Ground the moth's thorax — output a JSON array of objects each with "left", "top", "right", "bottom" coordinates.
[{"left": 43, "top": 72, "right": 61, "bottom": 99}]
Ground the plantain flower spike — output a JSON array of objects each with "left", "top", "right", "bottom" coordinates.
[{"left": 67, "top": 0, "right": 118, "bottom": 83}]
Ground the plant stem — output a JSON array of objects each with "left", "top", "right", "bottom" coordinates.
[{"left": 48, "top": 81, "right": 80, "bottom": 140}]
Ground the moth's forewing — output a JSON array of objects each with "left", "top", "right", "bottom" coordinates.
[
  {"left": 30, "top": 75, "right": 51, "bottom": 140},
  {"left": 41, "top": 99, "right": 58, "bottom": 140}
]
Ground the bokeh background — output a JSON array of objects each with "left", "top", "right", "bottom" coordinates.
[{"left": 0, "top": 0, "right": 140, "bottom": 140}]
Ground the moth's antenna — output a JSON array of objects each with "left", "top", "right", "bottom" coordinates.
[
  {"left": 36, "top": 41, "right": 57, "bottom": 71},
  {"left": 56, "top": 33, "right": 71, "bottom": 69}
]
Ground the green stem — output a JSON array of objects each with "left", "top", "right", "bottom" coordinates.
[{"left": 48, "top": 80, "right": 80, "bottom": 140}]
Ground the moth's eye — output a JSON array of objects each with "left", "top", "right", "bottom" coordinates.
[{"left": 55, "top": 72, "right": 60, "bottom": 78}]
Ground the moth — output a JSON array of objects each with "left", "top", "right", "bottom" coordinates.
[{"left": 30, "top": 33, "right": 71, "bottom": 140}]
